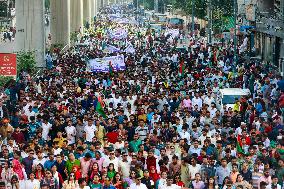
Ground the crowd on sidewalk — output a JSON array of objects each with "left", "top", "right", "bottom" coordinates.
[{"left": 0, "top": 5, "right": 284, "bottom": 189}]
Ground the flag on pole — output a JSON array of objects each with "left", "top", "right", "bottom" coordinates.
[
  {"left": 236, "top": 135, "right": 245, "bottom": 154},
  {"left": 179, "top": 60, "right": 185, "bottom": 76},
  {"left": 96, "top": 94, "right": 107, "bottom": 118},
  {"left": 236, "top": 141, "right": 245, "bottom": 154},
  {"left": 109, "top": 61, "right": 114, "bottom": 76}
]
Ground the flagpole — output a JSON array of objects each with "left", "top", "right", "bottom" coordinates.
[
  {"left": 191, "top": 0, "right": 195, "bottom": 34},
  {"left": 233, "top": 0, "right": 238, "bottom": 66}
]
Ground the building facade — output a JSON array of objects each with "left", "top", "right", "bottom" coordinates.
[
  {"left": 254, "top": 0, "right": 284, "bottom": 69},
  {"left": 236, "top": 0, "right": 284, "bottom": 70}
]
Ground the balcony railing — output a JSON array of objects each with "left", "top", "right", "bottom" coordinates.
[{"left": 255, "top": 17, "right": 284, "bottom": 38}]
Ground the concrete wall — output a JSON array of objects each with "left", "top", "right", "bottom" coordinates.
[
  {"left": 50, "top": 0, "right": 70, "bottom": 45},
  {"left": 70, "top": 0, "right": 83, "bottom": 32},
  {"left": 15, "top": 0, "right": 45, "bottom": 67},
  {"left": 257, "top": 0, "right": 274, "bottom": 13},
  {"left": 83, "top": 0, "right": 91, "bottom": 24},
  {"left": 90, "top": 0, "right": 97, "bottom": 19}
]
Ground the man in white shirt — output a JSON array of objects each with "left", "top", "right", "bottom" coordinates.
[
  {"left": 103, "top": 150, "right": 119, "bottom": 171},
  {"left": 161, "top": 176, "right": 181, "bottom": 189},
  {"left": 65, "top": 120, "right": 76, "bottom": 144},
  {"left": 41, "top": 118, "right": 52, "bottom": 141},
  {"left": 188, "top": 157, "right": 201, "bottom": 181},
  {"left": 130, "top": 175, "right": 148, "bottom": 189},
  {"left": 118, "top": 152, "right": 131, "bottom": 178},
  {"left": 199, "top": 129, "right": 209, "bottom": 146},
  {"left": 179, "top": 126, "right": 190, "bottom": 143},
  {"left": 33, "top": 150, "right": 46, "bottom": 167},
  {"left": 192, "top": 93, "right": 202, "bottom": 110},
  {"left": 189, "top": 140, "right": 201, "bottom": 156},
  {"left": 235, "top": 122, "right": 246, "bottom": 136},
  {"left": 266, "top": 176, "right": 281, "bottom": 189},
  {"left": 112, "top": 93, "right": 121, "bottom": 109},
  {"left": 78, "top": 177, "right": 91, "bottom": 189},
  {"left": 84, "top": 118, "right": 96, "bottom": 142}
]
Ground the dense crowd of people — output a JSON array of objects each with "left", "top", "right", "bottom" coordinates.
[
  {"left": 0, "top": 5, "right": 284, "bottom": 189},
  {"left": 0, "top": 26, "right": 16, "bottom": 43}
]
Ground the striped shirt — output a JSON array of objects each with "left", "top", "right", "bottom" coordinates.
[
  {"left": 0, "top": 156, "right": 13, "bottom": 167},
  {"left": 135, "top": 126, "right": 149, "bottom": 141},
  {"left": 252, "top": 172, "right": 263, "bottom": 189}
]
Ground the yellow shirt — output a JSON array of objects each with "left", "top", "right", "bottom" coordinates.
[
  {"left": 96, "top": 125, "right": 105, "bottom": 141},
  {"left": 138, "top": 114, "right": 147, "bottom": 122},
  {"left": 233, "top": 103, "right": 240, "bottom": 112},
  {"left": 53, "top": 137, "right": 66, "bottom": 148}
]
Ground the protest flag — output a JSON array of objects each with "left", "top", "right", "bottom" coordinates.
[
  {"left": 236, "top": 141, "right": 245, "bottom": 154},
  {"left": 109, "top": 61, "right": 114, "bottom": 76},
  {"left": 96, "top": 94, "right": 107, "bottom": 118},
  {"left": 179, "top": 60, "right": 185, "bottom": 76}
]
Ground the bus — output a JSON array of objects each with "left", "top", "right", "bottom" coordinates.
[{"left": 168, "top": 17, "right": 184, "bottom": 30}]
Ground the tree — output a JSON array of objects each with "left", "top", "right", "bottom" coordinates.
[
  {"left": 16, "top": 51, "right": 37, "bottom": 75},
  {"left": 45, "top": 0, "right": 50, "bottom": 9},
  {"left": 0, "top": 1, "right": 8, "bottom": 17},
  {"left": 172, "top": 0, "right": 207, "bottom": 19},
  {"left": 0, "top": 76, "right": 13, "bottom": 88},
  {"left": 211, "top": 0, "right": 234, "bottom": 32}
]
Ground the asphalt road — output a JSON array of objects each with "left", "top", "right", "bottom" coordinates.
[
  {"left": 0, "top": 18, "right": 50, "bottom": 54},
  {"left": 0, "top": 40, "right": 16, "bottom": 53}
]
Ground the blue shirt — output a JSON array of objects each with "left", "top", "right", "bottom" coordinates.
[
  {"left": 215, "top": 166, "right": 230, "bottom": 185},
  {"left": 44, "top": 160, "right": 55, "bottom": 170},
  {"left": 28, "top": 122, "right": 40, "bottom": 138},
  {"left": 255, "top": 103, "right": 263, "bottom": 113},
  {"left": 147, "top": 112, "right": 154, "bottom": 122}
]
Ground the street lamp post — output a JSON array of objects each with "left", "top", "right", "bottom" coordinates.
[
  {"left": 233, "top": 0, "right": 238, "bottom": 64},
  {"left": 192, "top": 0, "right": 195, "bottom": 33}
]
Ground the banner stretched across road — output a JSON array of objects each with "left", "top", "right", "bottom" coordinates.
[
  {"left": 88, "top": 55, "right": 125, "bottom": 72},
  {"left": 103, "top": 44, "right": 121, "bottom": 53},
  {"left": 164, "top": 29, "right": 180, "bottom": 38},
  {"left": 108, "top": 28, "right": 128, "bottom": 39},
  {"left": 124, "top": 44, "right": 135, "bottom": 54}
]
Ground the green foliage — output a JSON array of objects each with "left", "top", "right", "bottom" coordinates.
[
  {"left": 0, "top": 1, "right": 7, "bottom": 17},
  {"left": 70, "top": 31, "right": 78, "bottom": 44},
  {"left": 211, "top": 0, "right": 234, "bottom": 32},
  {"left": 144, "top": 0, "right": 154, "bottom": 10},
  {"left": 143, "top": 0, "right": 233, "bottom": 29},
  {"left": 49, "top": 43, "right": 64, "bottom": 52},
  {"left": 170, "top": 0, "right": 206, "bottom": 19},
  {"left": 0, "top": 76, "right": 13, "bottom": 88},
  {"left": 45, "top": 0, "right": 50, "bottom": 9},
  {"left": 16, "top": 51, "right": 37, "bottom": 74}
]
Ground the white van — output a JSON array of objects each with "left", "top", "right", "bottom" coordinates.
[{"left": 218, "top": 88, "right": 250, "bottom": 110}]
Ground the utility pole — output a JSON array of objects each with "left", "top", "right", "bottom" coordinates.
[
  {"left": 208, "top": 0, "right": 212, "bottom": 44},
  {"left": 191, "top": 0, "right": 195, "bottom": 33},
  {"left": 155, "top": 0, "right": 158, "bottom": 12},
  {"left": 137, "top": 0, "right": 139, "bottom": 11},
  {"left": 136, "top": 0, "right": 139, "bottom": 20},
  {"left": 233, "top": 0, "right": 238, "bottom": 65},
  {"left": 7, "top": 0, "right": 10, "bottom": 19}
]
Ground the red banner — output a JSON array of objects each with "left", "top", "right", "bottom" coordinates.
[{"left": 0, "top": 53, "right": 17, "bottom": 76}]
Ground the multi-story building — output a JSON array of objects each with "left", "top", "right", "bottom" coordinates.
[
  {"left": 253, "top": 0, "right": 284, "bottom": 69},
  {"left": 236, "top": 0, "right": 284, "bottom": 70}
]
